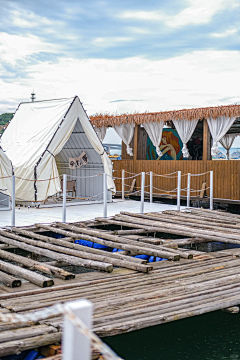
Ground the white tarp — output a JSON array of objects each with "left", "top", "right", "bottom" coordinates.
[
  {"left": 0, "top": 147, "right": 12, "bottom": 196},
  {"left": 0, "top": 97, "right": 115, "bottom": 201}
]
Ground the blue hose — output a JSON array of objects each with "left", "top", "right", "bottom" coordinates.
[{"left": 24, "top": 350, "right": 39, "bottom": 360}]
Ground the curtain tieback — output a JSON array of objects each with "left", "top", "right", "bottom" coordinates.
[
  {"left": 182, "top": 143, "right": 190, "bottom": 158},
  {"left": 211, "top": 142, "right": 219, "bottom": 156},
  {"left": 126, "top": 145, "right": 133, "bottom": 156},
  {"left": 156, "top": 146, "right": 163, "bottom": 157}
]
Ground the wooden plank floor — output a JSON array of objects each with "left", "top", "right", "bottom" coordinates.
[{"left": 0, "top": 208, "right": 240, "bottom": 356}]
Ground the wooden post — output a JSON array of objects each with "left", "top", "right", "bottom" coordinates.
[
  {"left": 133, "top": 125, "right": 139, "bottom": 161},
  {"left": 62, "top": 299, "right": 92, "bottom": 360},
  {"left": 203, "top": 119, "right": 211, "bottom": 162}
]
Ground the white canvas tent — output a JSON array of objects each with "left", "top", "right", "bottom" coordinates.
[
  {"left": 0, "top": 147, "right": 12, "bottom": 209},
  {"left": 0, "top": 97, "right": 115, "bottom": 202}
]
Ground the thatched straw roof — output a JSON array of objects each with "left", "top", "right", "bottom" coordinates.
[{"left": 90, "top": 104, "right": 240, "bottom": 128}]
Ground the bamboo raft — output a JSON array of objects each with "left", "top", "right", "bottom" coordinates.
[{"left": 0, "top": 208, "right": 240, "bottom": 356}]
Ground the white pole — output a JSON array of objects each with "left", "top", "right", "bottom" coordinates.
[
  {"left": 187, "top": 173, "right": 191, "bottom": 208},
  {"left": 11, "top": 175, "right": 15, "bottom": 227},
  {"left": 140, "top": 172, "right": 145, "bottom": 214},
  {"left": 210, "top": 171, "right": 213, "bottom": 210},
  {"left": 177, "top": 171, "right": 181, "bottom": 211},
  {"left": 103, "top": 173, "right": 107, "bottom": 218},
  {"left": 62, "top": 299, "right": 92, "bottom": 360},
  {"left": 122, "top": 169, "right": 125, "bottom": 200},
  {"left": 62, "top": 174, "right": 67, "bottom": 223},
  {"left": 150, "top": 171, "right": 153, "bottom": 204}
]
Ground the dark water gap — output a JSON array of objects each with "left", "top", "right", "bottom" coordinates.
[{"left": 103, "top": 310, "right": 240, "bottom": 360}]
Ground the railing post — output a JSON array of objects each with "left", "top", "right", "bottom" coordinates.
[
  {"left": 187, "top": 173, "right": 191, "bottom": 208},
  {"left": 122, "top": 169, "right": 125, "bottom": 200},
  {"left": 62, "top": 174, "right": 67, "bottom": 223},
  {"left": 11, "top": 175, "right": 15, "bottom": 227},
  {"left": 177, "top": 171, "right": 181, "bottom": 211},
  {"left": 103, "top": 173, "right": 107, "bottom": 218},
  {"left": 140, "top": 172, "right": 145, "bottom": 214},
  {"left": 210, "top": 171, "right": 213, "bottom": 210},
  {"left": 150, "top": 171, "right": 153, "bottom": 204},
  {"left": 62, "top": 299, "right": 92, "bottom": 360}
]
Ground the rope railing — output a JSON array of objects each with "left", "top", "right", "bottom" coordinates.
[
  {"left": 0, "top": 301, "right": 120, "bottom": 360},
  {"left": 113, "top": 172, "right": 141, "bottom": 180},
  {"left": 147, "top": 171, "right": 178, "bottom": 178},
  {"left": 182, "top": 186, "right": 211, "bottom": 193},
  {"left": 118, "top": 169, "right": 214, "bottom": 212},
  {"left": 1, "top": 169, "right": 214, "bottom": 226}
]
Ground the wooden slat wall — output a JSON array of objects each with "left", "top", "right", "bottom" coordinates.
[{"left": 113, "top": 160, "right": 240, "bottom": 200}]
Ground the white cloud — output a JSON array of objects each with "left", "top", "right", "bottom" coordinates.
[
  {"left": 211, "top": 28, "right": 239, "bottom": 38},
  {"left": 120, "top": 0, "right": 240, "bottom": 27},
  {"left": 10, "top": 9, "right": 64, "bottom": 30},
  {"left": 0, "top": 32, "right": 60, "bottom": 65},
  {"left": 1, "top": 50, "right": 240, "bottom": 116},
  {"left": 93, "top": 37, "right": 133, "bottom": 47}
]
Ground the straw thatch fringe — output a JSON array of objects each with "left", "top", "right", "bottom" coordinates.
[{"left": 90, "top": 105, "right": 240, "bottom": 128}]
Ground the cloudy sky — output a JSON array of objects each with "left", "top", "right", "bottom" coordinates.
[{"left": 0, "top": 0, "right": 240, "bottom": 144}]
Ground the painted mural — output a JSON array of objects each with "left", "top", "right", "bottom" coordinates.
[{"left": 147, "top": 129, "right": 183, "bottom": 160}]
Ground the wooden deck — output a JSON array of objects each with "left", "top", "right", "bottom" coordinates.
[{"left": 0, "top": 209, "right": 240, "bottom": 356}]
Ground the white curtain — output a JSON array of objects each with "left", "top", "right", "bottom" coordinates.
[
  {"left": 113, "top": 123, "right": 134, "bottom": 156},
  {"left": 95, "top": 126, "right": 107, "bottom": 142},
  {"left": 143, "top": 121, "right": 164, "bottom": 157},
  {"left": 219, "top": 133, "right": 238, "bottom": 160},
  {"left": 207, "top": 116, "right": 237, "bottom": 156},
  {"left": 172, "top": 119, "right": 198, "bottom": 158}
]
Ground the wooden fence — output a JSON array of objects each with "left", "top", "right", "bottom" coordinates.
[{"left": 113, "top": 160, "right": 240, "bottom": 201}]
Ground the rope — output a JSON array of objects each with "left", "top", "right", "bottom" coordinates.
[
  {"left": 68, "top": 174, "right": 103, "bottom": 179},
  {"left": 0, "top": 304, "right": 120, "bottom": 360},
  {"left": 150, "top": 172, "right": 178, "bottom": 178},
  {"left": 181, "top": 187, "right": 210, "bottom": 193},
  {"left": 113, "top": 173, "right": 141, "bottom": 180},
  {"left": 0, "top": 176, "right": 11, "bottom": 180},
  {"left": 152, "top": 186, "right": 178, "bottom": 193},
  {"left": 190, "top": 171, "right": 210, "bottom": 177},
  {"left": 124, "top": 170, "right": 137, "bottom": 175},
  {"left": 15, "top": 176, "right": 61, "bottom": 182}
]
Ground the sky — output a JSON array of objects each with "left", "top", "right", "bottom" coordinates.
[{"left": 0, "top": 0, "right": 240, "bottom": 145}]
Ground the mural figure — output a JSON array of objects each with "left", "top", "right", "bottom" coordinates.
[{"left": 147, "top": 129, "right": 183, "bottom": 160}]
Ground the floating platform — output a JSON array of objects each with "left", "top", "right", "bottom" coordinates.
[{"left": 0, "top": 209, "right": 240, "bottom": 356}]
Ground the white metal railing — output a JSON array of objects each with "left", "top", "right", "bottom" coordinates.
[
  {"left": 118, "top": 169, "right": 214, "bottom": 212},
  {"left": 1, "top": 170, "right": 214, "bottom": 226},
  {"left": 0, "top": 172, "right": 109, "bottom": 226}
]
